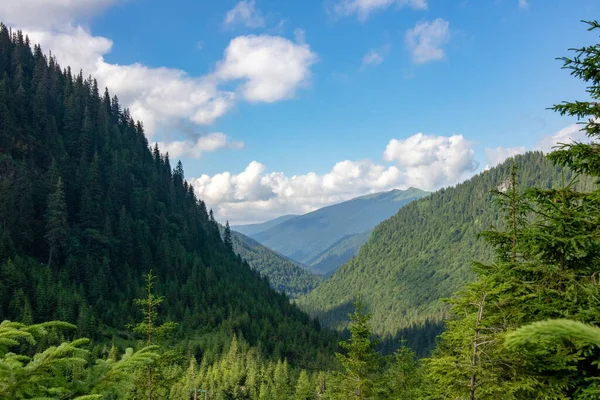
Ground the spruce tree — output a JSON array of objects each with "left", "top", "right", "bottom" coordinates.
[
  {"left": 332, "top": 295, "right": 380, "bottom": 399},
  {"left": 45, "top": 177, "right": 68, "bottom": 267},
  {"left": 427, "top": 21, "right": 600, "bottom": 398},
  {"left": 224, "top": 220, "right": 233, "bottom": 250},
  {"left": 131, "top": 270, "right": 177, "bottom": 400},
  {"left": 294, "top": 369, "right": 315, "bottom": 400}
]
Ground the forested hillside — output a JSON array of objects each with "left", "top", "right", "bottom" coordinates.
[
  {"left": 0, "top": 24, "right": 336, "bottom": 369},
  {"left": 298, "top": 152, "right": 596, "bottom": 341},
  {"left": 220, "top": 224, "right": 322, "bottom": 297},
  {"left": 250, "top": 187, "right": 428, "bottom": 275},
  {"left": 307, "top": 231, "right": 371, "bottom": 277}
]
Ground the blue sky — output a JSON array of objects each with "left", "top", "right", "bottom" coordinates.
[{"left": 1, "top": 0, "right": 598, "bottom": 223}]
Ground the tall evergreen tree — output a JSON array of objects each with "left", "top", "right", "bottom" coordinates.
[
  {"left": 45, "top": 177, "right": 68, "bottom": 267},
  {"left": 224, "top": 220, "right": 233, "bottom": 251},
  {"left": 427, "top": 21, "right": 600, "bottom": 398},
  {"left": 294, "top": 369, "right": 314, "bottom": 400},
  {"left": 331, "top": 295, "right": 380, "bottom": 399}
]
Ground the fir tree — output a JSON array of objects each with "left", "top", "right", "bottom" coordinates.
[
  {"left": 131, "top": 270, "right": 177, "bottom": 400},
  {"left": 332, "top": 295, "right": 380, "bottom": 399},
  {"left": 294, "top": 369, "right": 315, "bottom": 400},
  {"left": 45, "top": 177, "right": 68, "bottom": 267},
  {"left": 224, "top": 220, "right": 233, "bottom": 250}
]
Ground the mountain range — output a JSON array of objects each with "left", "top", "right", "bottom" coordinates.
[
  {"left": 234, "top": 187, "right": 429, "bottom": 275},
  {"left": 297, "top": 152, "right": 597, "bottom": 349}
]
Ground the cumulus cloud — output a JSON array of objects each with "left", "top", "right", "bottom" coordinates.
[
  {"left": 484, "top": 146, "right": 526, "bottom": 169},
  {"left": 191, "top": 159, "right": 403, "bottom": 224},
  {"left": 518, "top": 0, "right": 529, "bottom": 9},
  {"left": 223, "top": 0, "right": 265, "bottom": 29},
  {"left": 384, "top": 133, "right": 479, "bottom": 189},
  {"left": 535, "top": 123, "right": 590, "bottom": 153},
  {"left": 157, "top": 133, "right": 244, "bottom": 159},
  {"left": 19, "top": 29, "right": 315, "bottom": 148},
  {"left": 3, "top": 0, "right": 317, "bottom": 152},
  {"left": 191, "top": 132, "right": 478, "bottom": 224},
  {"left": 405, "top": 18, "right": 450, "bottom": 64},
  {"left": 26, "top": 27, "right": 237, "bottom": 135},
  {"left": 333, "top": 0, "right": 427, "bottom": 21},
  {"left": 214, "top": 35, "right": 318, "bottom": 102}
]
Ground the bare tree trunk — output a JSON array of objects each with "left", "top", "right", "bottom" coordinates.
[{"left": 469, "top": 291, "right": 487, "bottom": 400}]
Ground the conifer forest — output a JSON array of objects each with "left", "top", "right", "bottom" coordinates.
[{"left": 2, "top": 6, "right": 600, "bottom": 400}]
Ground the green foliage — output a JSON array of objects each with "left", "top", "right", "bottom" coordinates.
[
  {"left": 45, "top": 176, "right": 68, "bottom": 267},
  {"left": 308, "top": 231, "right": 371, "bottom": 277},
  {"left": 131, "top": 269, "right": 177, "bottom": 345},
  {"left": 294, "top": 369, "right": 314, "bottom": 400},
  {"left": 0, "top": 23, "right": 337, "bottom": 369},
  {"left": 382, "top": 344, "right": 422, "bottom": 400},
  {"left": 330, "top": 295, "right": 381, "bottom": 399},
  {"left": 299, "top": 152, "right": 596, "bottom": 356},
  {"left": 426, "top": 21, "right": 600, "bottom": 399},
  {"left": 224, "top": 221, "right": 233, "bottom": 251},
  {"left": 506, "top": 319, "right": 600, "bottom": 349},
  {"left": 0, "top": 319, "right": 159, "bottom": 399}
]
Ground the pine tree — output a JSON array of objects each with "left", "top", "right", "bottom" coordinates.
[
  {"left": 131, "top": 270, "right": 177, "bottom": 400},
  {"left": 224, "top": 220, "right": 233, "bottom": 250},
  {"left": 380, "top": 343, "right": 422, "bottom": 399},
  {"left": 427, "top": 21, "right": 600, "bottom": 398},
  {"left": 332, "top": 295, "right": 380, "bottom": 399},
  {"left": 425, "top": 166, "right": 542, "bottom": 398},
  {"left": 294, "top": 369, "right": 315, "bottom": 400},
  {"left": 45, "top": 177, "right": 68, "bottom": 267}
]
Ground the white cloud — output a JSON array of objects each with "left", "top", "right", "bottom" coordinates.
[
  {"left": 485, "top": 123, "right": 592, "bottom": 170},
  {"left": 518, "top": 0, "right": 529, "bottom": 9},
  {"left": 2, "top": 0, "right": 317, "bottom": 152},
  {"left": 535, "top": 123, "right": 590, "bottom": 153},
  {"left": 384, "top": 133, "right": 479, "bottom": 189},
  {"left": 191, "top": 132, "right": 478, "bottom": 224},
  {"left": 333, "top": 0, "right": 427, "bottom": 21},
  {"left": 191, "top": 159, "right": 403, "bottom": 224},
  {"left": 484, "top": 146, "right": 526, "bottom": 169},
  {"left": 362, "top": 49, "right": 385, "bottom": 66},
  {"left": 223, "top": 0, "right": 265, "bottom": 29},
  {"left": 214, "top": 35, "right": 318, "bottom": 102},
  {"left": 405, "top": 18, "right": 450, "bottom": 64},
  {"left": 19, "top": 29, "right": 315, "bottom": 150},
  {"left": 26, "top": 27, "right": 236, "bottom": 135},
  {"left": 157, "top": 133, "right": 244, "bottom": 159},
  {"left": 0, "top": 0, "right": 115, "bottom": 29}
]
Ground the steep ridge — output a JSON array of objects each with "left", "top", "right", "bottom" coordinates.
[
  {"left": 233, "top": 214, "right": 298, "bottom": 236},
  {"left": 297, "top": 152, "right": 597, "bottom": 341},
  {"left": 0, "top": 27, "right": 336, "bottom": 367},
  {"left": 229, "top": 229, "right": 322, "bottom": 297},
  {"left": 307, "top": 231, "right": 371, "bottom": 277},
  {"left": 250, "top": 187, "right": 429, "bottom": 274}
]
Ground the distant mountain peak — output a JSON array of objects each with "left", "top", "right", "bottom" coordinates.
[{"left": 245, "top": 188, "right": 429, "bottom": 274}]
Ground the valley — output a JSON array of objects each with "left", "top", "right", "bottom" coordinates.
[{"left": 1, "top": 5, "right": 600, "bottom": 399}]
